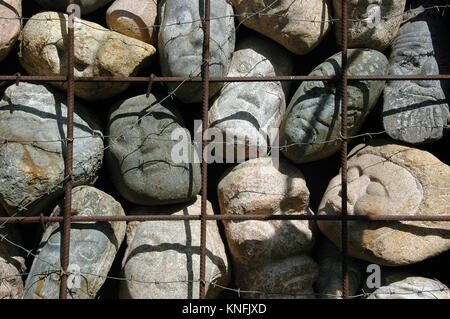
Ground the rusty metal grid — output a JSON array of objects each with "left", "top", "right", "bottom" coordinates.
[{"left": 0, "top": 0, "right": 448, "bottom": 300}]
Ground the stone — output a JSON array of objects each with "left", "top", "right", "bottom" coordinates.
[
  {"left": 0, "top": 208, "right": 26, "bottom": 299},
  {"left": 120, "top": 196, "right": 230, "bottom": 299},
  {"left": 206, "top": 35, "right": 293, "bottom": 161},
  {"left": 0, "top": 83, "right": 103, "bottom": 217},
  {"left": 105, "top": 93, "right": 201, "bottom": 206},
  {"left": 23, "top": 186, "right": 126, "bottom": 299},
  {"left": 280, "top": 49, "right": 388, "bottom": 163},
  {"left": 0, "top": 0, "right": 21, "bottom": 63},
  {"left": 106, "top": 0, "right": 158, "bottom": 45},
  {"left": 158, "top": 0, "right": 235, "bottom": 103},
  {"left": 19, "top": 11, "right": 155, "bottom": 101},
  {"left": 333, "top": 0, "right": 406, "bottom": 51},
  {"left": 34, "top": 0, "right": 114, "bottom": 15},
  {"left": 317, "top": 141, "right": 450, "bottom": 266},
  {"left": 217, "top": 157, "right": 317, "bottom": 298},
  {"left": 313, "top": 237, "right": 363, "bottom": 299},
  {"left": 382, "top": 10, "right": 450, "bottom": 144},
  {"left": 230, "top": 0, "right": 332, "bottom": 55},
  {"left": 367, "top": 277, "right": 450, "bottom": 299}
]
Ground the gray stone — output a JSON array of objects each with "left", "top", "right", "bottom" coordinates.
[
  {"left": 120, "top": 196, "right": 230, "bottom": 299},
  {"left": 0, "top": 0, "right": 21, "bottom": 62},
  {"left": 280, "top": 49, "right": 388, "bottom": 163},
  {"left": 105, "top": 93, "right": 201, "bottom": 206},
  {"left": 314, "top": 237, "right": 363, "bottom": 299},
  {"left": 207, "top": 35, "right": 293, "bottom": 160},
  {"left": 367, "top": 277, "right": 450, "bottom": 299},
  {"left": 383, "top": 12, "right": 450, "bottom": 144},
  {"left": 19, "top": 11, "right": 155, "bottom": 101},
  {"left": 34, "top": 0, "right": 113, "bottom": 15},
  {"left": 0, "top": 83, "right": 103, "bottom": 217},
  {"left": 158, "top": 0, "right": 235, "bottom": 103},
  {"left": 23, "top": 186, "right": 126, "bottom": 299},
  {"left": 0, "top": 207, "right": 26, "bottom": 299}
]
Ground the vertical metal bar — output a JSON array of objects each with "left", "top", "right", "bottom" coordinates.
[
  {"left": 199, "top": 0, "right": 211, "bottom": 300},
  {"left": 339, "top": 0, "right": 349, "bottom": 300},
  {"left": 59, "top": 0, "right": 75, "bottom": 299}
]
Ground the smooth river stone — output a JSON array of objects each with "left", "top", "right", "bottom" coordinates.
[
  {"left": 0, "top": 208, "right": 26, "bottom": 299},
  {"left": 34, "top": 0, "right": 113, "bottom": 15},
  {"left": 158, "top": 0, "right": 235, "bottom": 103},
  {"left": 367, "top": 277, "right": 450, "bottom": 299},
  {"left": 19, "top": 11, "right": 155, "bottom": 101},
  {"left": 317, "top": 141, "right": 450, "bottom": 266},
  {"left": 0, "top": 83, "right": 103, "bottom": 217},
  {"left": 280, "top": 49, "right": 388, "bottom": 163},
  {"left": 120, "top": 196, "right": 230, "bottom": 299},
  {"left": 106, "top": 0, "right": 158, "bottom": 45},
  {"left": 333, "top": 0, "right": 406, "bottom": 51},
  {"left": 0, "top": 0, "right": 21, "bottom": 62},
  {"left": 207, "top": 35, "right": 293, "bottom": 160},
  {"left": 383, "top": 12, "right": 450, "bottom": 144},
  {"left": 106, "top": 93, "right": 201, "bottom": 206},
  {"left": 230, "top": 0, "right": 332, "bottom": 55},
  {"left": 23, "top": 186, "right": 126, "bottom": 299}
]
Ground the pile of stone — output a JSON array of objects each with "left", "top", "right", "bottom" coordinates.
[{"left": 0, "top": 0, "right": 448, "bottom": 299}]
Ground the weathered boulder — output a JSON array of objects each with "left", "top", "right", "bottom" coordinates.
[
  {"left": 280, "top": 49, "right": 388, "bottom": 163},
  {"left": 333, "top": 0, "right": 406, "bottom": 51},
  {"left": 207, "top": 35, "right": 293, "bottom": 161},
  {"left": 317, "top": 141, "right": 450, "bottom": 266},
  {"left": 106, "top": 0, "right": 158, "bottom": 45},
  {"left": 106, "top": 93, "right": 201, "bottom": 206},
  {"left": 230, "top": 0, "right": 332, "bottom": 55},
  {"left": 218, "top": 157, "right": 317, "bottom": 298},
  {"left": 0, "top": 0, "right": 21, "bottom": 62},
  {"left": 34, "top": 0, "right": 113, "bottom": 15},
  {"left": 0, "top": 83, "right": 103, "bottom": 217},
  {"left": 19, "top": 11, "right": 155, "bottom": 101},
  {"left": 23, "top": 186, "right": 126, "bottom": 299},
  {"left": 158, "top": 0, "right": 235, "bottom": 103},
  {"left": 383, "top": 10, "right": 450, "bottom": 144},
  {"left": 0, "top": 208, "right": 26, "bottom": 299},
  {"left": 367, "top": 277, "right": 450, "bottom": 299},
  {"left": 120, "top": 196, "right": 230, "bottom": 299}
]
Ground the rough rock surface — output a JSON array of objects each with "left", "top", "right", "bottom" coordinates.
[
  {"left": 158, "top": 0, "right": 235, "bottom": 103},
  {"left": 19, "top": 11, "right": 155, "bottom": 101},
  {"left": 367, "top": 277, "right": 450, "bottom": 299},
  {"left": 106, "top": 93, "right": 201, "bottom": 206},
  {"left": 0, "top": 0, "right": 21, "bottom": 62},
  {"left": 207, "top": 35, "right": 293, "bottom": 161},
  {"left": 106, "top": 0, "right": 158, "bottom": 45},
  {"left": 333, "top": 0, "right": 406, "bottom": 51},
  {"left": 218, "top": 157, "right": 317, "bottom": 298},
  {"left": 34, "top": 0, "right": 113, "bottom": 15},
  {"left": 23, "top": 186, "right": 126, "bottom": 299},
  {"left": 0, "top": 208, "right": 26, "bottom": 299},
  {"left": 383, "top": 12, "right": 450, "bottom": 144},
  {"left": 280, "top": 49, "right": 388, "bottom": 163},
  {"left": 318, "top": 141, "right": 450, "bottom": 266},
  {"left": 120, "top": 196, "right": 230, "bottom": 299},
  {"left": 0, "top": 83, "right": 103, "bottom": 216},
  {"left": 230, "top": 0, "right": 332, "bottom": 55},
  {"left": 314, "top": 237, "right": 363, "bottom": 299}
]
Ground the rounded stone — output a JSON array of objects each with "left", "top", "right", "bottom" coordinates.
[
  {"left": 367, "top": 277, "right": 450, "bottom": 299},
  {"left": 0, "top": 0, "right": 21, "bottom": 63}
]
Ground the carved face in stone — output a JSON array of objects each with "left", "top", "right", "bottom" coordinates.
[{"left": 320, "top": 154, "right": 423, "bottom": 216}]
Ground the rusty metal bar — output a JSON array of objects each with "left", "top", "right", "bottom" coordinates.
[
  {"left": 59, "top": 0, "right": 75, "bottom": 299},
  {"left": 340, "top": 0, "right": 349, "bottom": 300},
  {"left": 199, "top": 0, "right": 211, "bottom": 300}
]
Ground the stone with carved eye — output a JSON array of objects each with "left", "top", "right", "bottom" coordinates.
[{"left": 318, "top": 141, "right": 450, "bottom": 266}]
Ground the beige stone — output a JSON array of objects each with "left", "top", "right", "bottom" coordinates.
[
  {"left": 19, "top": 11, "right": 156, "bottom": 101},
  {"left": 0, "top": 0, "right": 21, "bottom": 62},
  {"left": 333, "top": 0, "right": 406, "bottom": 51},
  {"left": 106, "top": 0, "right": 158, "bottom": 45},
  {"left": 230, "top": 0, "right": 332, "bottom": 55},
  {"left": 318, "top": 141, "right": 450, "bottom": 266}
]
